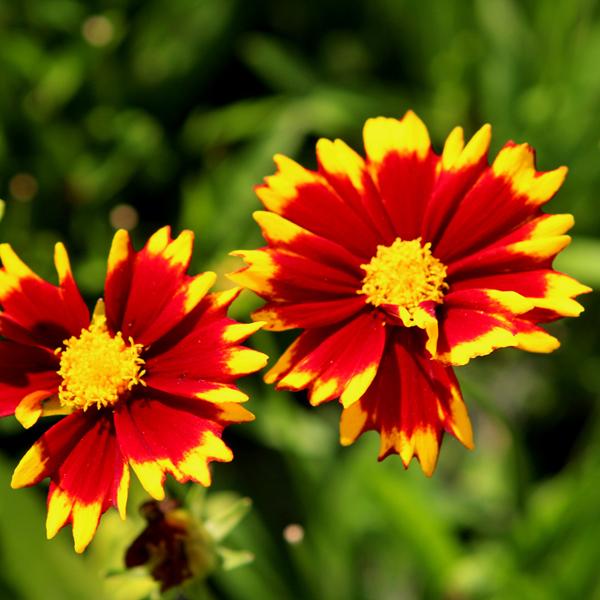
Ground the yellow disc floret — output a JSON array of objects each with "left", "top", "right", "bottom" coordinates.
[
  {"left": 56, "top": 314, "right": 145, "bottom": 411},
  {"left": 359, "top": 237, "right": 448, "bottom": 324}
]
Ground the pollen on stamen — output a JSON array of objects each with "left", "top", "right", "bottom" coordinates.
[
  {"left": 56, "top": 315, "right": 146, "bottom": 411},
  {"left": 358, "top": 237, "right": 448, "bottom": 323}
]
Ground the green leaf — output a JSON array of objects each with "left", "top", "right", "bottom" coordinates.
[{"left": 204, "top": 494, "right": 252, "bottom": 542}]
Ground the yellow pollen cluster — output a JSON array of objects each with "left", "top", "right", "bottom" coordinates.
[
  {"left": 359, "top": 237, "right": 448, "bottom": 322},
  {"left": 56, "top": 316, "right": 146, "bottom": 411}
]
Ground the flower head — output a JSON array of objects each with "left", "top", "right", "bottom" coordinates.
[
  {"left": 230, "top": 111, "right": 591, "bottom": 475},
  {"left": 0, "top": 227, "right": 267, "bottom": 552}
]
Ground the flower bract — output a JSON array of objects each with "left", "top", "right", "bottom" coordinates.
[{"left": 125, "top": 499, "right": 217, "bottom": 592}]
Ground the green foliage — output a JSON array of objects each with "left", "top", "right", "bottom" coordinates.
[{"left": 0, "top": 0, "right": 598, "bottom": 598}]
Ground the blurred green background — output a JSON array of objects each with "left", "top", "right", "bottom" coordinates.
[{"left": 0, "top": 0, "right": 599, "bottom": 598}]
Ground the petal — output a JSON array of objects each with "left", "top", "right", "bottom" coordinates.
[
  {"left": 145, "top": 300, "right": 267, "bottom": 384},
  {"left": 109, "top": 227, "right": 210, "bottom": 345},
  {"left": 104, "top": 229, "right": 135, "bottom": 333},
  {"left": 251, "top": 210, "right": 363, "bottom": 274},
  {"left": 53, "top": 243, "right": 91, "bottom": 333},
  {"left": 0, "top": 244, "right": 89, "bottom": 349},
  {"left": 11, "top": 411, "right": 127, "bottom": 553},
  {"left": 252, "top": 296, "right": 365, "bottom": 331},
  {"left": 11, "top": 414, "right": 89, "bottom": 489},
  {"left": 492, "top": 142, "right": 567, "bottom": 206},
  {"left": 339, "top": 331, "right": 473, "bottom": 475},
  {"left": 15, "top": 391, "right": 69, "bottom": 429},
  {"left": 511, "top": 320, "right": 562, "bottom": 353},
  {"left": 256, "top": 154, "right": 380, "bottom": 258},
  {"left": 436, "top": 288, "right": 559, "bottom": 365},
  {"left": 422, "top": 124, "right": 491, "bottom": 245},
  {"left": 145, "top": 317, "right": 265, "bottom": 401},
  {"left": 131, "top": 271, "right": 217, "bottom": 346},
  {"left": 115, "top": 396, "right": 246, "bottom": 500},
  {"left": 147, "top": 376, "right": 250, "bottom": 404},
  {"left": 450, "top": 270, "right": 591, "bottom": 321},
  {"left": 450, "top": 213, "right": 574, "bottom": 268},
  {"left": 379, "top": 301, "right": 439, "bottom": 357},
  {"left": 444, "top": 287, "right": 536, "bottom": 315},
  {"left": 147, "top": 287, "right": 256, "bottom": 356},
  {"left": 363, "top": 111, "right": 437, "bottom": 239},
  {"left": 446, "top": 215, "right": 573, "bottom": 281},
  {"left": 229, "top": 248, "right": 361, "bottom": 303},
  {"left": 316, "top": 138, "right": 397, "bottom": 242},
  {"left": 0, "top": 341, "right": 59, "bottom": 418},
  {"left": 363, "top": 110, "right": 431, "bottom": 163},
  {"left": 274, "top": 311, "right": 387, "bottom": 408},
  {"left": 264, "top": 328, "right": 329, "bottom": 385},
  {"left": 434, "top": 141, "right": 567, "bottom": 263}
]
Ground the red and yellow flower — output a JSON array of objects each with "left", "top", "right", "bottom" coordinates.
[
  {"left": 230, "top": 110, "right": 590, "bottom": 475},
  {"left": 0, "top": 227, "right": 266, "bottom": 552}
]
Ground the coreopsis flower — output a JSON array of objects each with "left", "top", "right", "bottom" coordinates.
[
  {"left": 230, "top": 111, "right": 590, "bottom": 475},
  {"left": 0, "top": 227, "right": 266, "bottom": 552}
]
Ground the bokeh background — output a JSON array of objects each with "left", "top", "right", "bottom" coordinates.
[{"left": 0, "top": 1, "right": 599, "bottom": 598}]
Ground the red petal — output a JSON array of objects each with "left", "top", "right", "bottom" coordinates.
[
  {"left": 0, "top": 341, "right": 59, "bottom": 417},
  {"left": 446, "top": 234, "right": 571, "bottom": 281},
  {"left": 133, "top": 271, "right": 216, "bottom": 346},
  {"left": 450, "top": 269, "right": 590, "bottom": 322},
  {"left": 433, "top": 142, "right": 567, "bottom": 264},
  {"left": 145, "top": 294, "right": 267, "bottom": 383},
  {"left": 106, "top": 227, "right": 210, "bottom": 345},
  {"left": 274, "top": 310, "right": 387, "bottom": 408},
  {"left": 256, "top": 154, "right": 380, "bottom": 258},
  {"left": 422, "top": 124, "right": 491, "bottom": 245},
  {"left": 316, "top": 138, "right": 397, "bottom": 243},
  {"left": 253, "top": 296, "right": 365, "bottom": 331},
  {"left": 229, "top": 248, "right": 361, "bottom": 303},
  {"left": 104, "top": 229, "right": 136, "bottom": 333},
  {"left": 11, "top": 411, "right": 127, "bottom": 553},
  {"left": 363, "top": 112, "right": 437, "bottom": 239},
  {"left": 115, "top": 396, "right": 239, "bottom": 499},
  {"left": 252, "top": 210, "right": 363, "bottom": 275},
  {"left": 146, "top": 376, "right": 250, "bottom": 404},
  {"left": 339, "top": 330, "right": 473, "bottom": 475},
  {"left": 264, "top": 327, "right": 332, "bottom": 385},
  {"left": 120, "top": 227, "right": 194, "bottom": 342},
  {"left": 0, "top": 244, "right": 89, "bottom": 349},
  {"left": 436, "top": 288, "right": 559, "bottom": 365}
]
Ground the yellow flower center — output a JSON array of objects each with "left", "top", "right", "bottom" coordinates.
[
  {"left": 359, "top": 237, "right": 448, "bottom": 322},
  {"left": 56, "top": 314, "right": 146, "bottom": 411}
]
